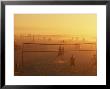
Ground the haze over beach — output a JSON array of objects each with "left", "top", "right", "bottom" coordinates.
[
  {"left": 14, "top": 14, "right": 97, "bottom": 76},
  {"left": 14, "top": 14, "right": 96, "bottom": 40}
]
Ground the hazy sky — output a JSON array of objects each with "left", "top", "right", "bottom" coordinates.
[{"left": 14, "top": 14, "right": 96, "bottom": 38}]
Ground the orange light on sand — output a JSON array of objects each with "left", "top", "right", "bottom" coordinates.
[{"left": 14, "top": 14, "right": 97, "bottom": 76}]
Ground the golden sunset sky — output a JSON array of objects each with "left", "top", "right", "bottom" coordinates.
[{"left": 14, "top": 14, "right": 96, "bottom": 38}]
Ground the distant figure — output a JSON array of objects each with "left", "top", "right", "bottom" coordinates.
[
  {"left": 70, "top": 55, "right": 75, "bottom": 66},
  {"left": 58, "top": 46, "right": 64, "bottom": 56},
  {"left": 58, "top": 45, "right": 62, "bottom": 56},
  {"left": 56, "top": 46, "right": 65, "bottom": 63}
]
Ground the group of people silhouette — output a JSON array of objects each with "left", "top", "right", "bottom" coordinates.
[
  {"left": 57, "top": 45, "right": 75, "bottom": 66},
  {"left": 57, "top": 45, "right": 64, "bottom": 56},
  {"left": 57, "top": 45, "right": 96, "bottom": 67}
]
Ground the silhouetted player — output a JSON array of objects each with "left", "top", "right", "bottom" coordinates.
[
  {"left": 58, "top": 46, "right": 64, "bottom": 56},
  {"left": 57, "top": 46, "right": 64, "bottom": 61},
  {"left": 58, "top": 45, "right": 62, "bottom": 56}
]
